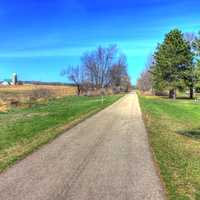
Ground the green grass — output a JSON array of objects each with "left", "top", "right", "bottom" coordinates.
[
  {"left": 138, "top": 94, "right": 200, "bottom": 200},
  {"left": 0, "top": 94, "right": 123, "bottom": 172}
]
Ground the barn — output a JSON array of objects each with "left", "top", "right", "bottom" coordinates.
[{"left": 1, "top": 79, "right": 12, "bottom": 86}]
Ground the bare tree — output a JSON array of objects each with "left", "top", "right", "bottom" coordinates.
[
  {"left": 110, "top": 54, "right": 131, "bottom": 92},
  {"left": 137, "top": 69, "right": 152, "bottom": 92},
  {"left": 137, "top": 55, "right": 153, "bottom": 92},
  {"left": 61, "top": 65, "right": 83, "bottom": 96},
  {"left": 82, "top": 45, "right": 118, "bottom": 89},
  {"left": 61, "top": 45, "right": 131, "bottom": 95},
  {"left": 184, "top": 32, "right": 197, "bottom": 48}
]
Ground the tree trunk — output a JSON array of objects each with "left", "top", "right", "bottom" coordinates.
[
  {"left": 169, "top": 89, "right": 176, "bottom": 99},
  {"left": 189, "top": 87, "right": 193, "bottom": 99},
  {"left": 173, "top": 88, "right": 176, "bottom": 100},
  {"left": 77, "top": 84, "right": 81, "bottom": 96},
  {"left": 169, "top": 89, "right": 174, "bottom": 99}
]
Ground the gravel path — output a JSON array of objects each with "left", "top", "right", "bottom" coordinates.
[{"left": 0, "top": 92, "right": 165, "bottom": 200}]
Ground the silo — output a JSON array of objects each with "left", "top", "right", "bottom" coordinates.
[{"left": 12, "top": 73, "right": 17, "bottom": 85}]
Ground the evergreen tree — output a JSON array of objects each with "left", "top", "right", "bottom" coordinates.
[
  {"left": 152, "top": 29, "right": 193, "bottom": 99},
  {"left": 193, "top": 32, "right": 200, "bottom": 93}
]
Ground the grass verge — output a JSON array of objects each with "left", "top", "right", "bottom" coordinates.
[
  {"left": 0, "top": 94, "right": 123, "bottom": 173},
  {"left": 138, "top": 94, "right": 200, "bottom": 200}
]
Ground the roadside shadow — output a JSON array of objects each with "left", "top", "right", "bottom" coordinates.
[
  {"left": 177, "top": 128, "right": 200, "bottom": 139},
  {"left": 176, "top": 97, "right": 192, "bottom": 100}
]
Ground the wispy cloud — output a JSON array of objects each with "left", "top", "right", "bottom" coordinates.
[{"left": 0, "top": 46, "right": 93, "bottom": 58}]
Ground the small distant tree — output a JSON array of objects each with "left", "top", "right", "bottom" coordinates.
[
  {"left": 137, "top": 55, "right": 154, "bottom": 92},
  {"left": 137, "top": 69, "right": 152, "bottom": 92},
  {"left": 184, "top": 32, "right": 197, "bottom": 48},
  {"left": 110, "top": 54, "right": 131, "bottom": 92},
  {"left": 61, "top": 65, "right": 83, "bottom": 96}
]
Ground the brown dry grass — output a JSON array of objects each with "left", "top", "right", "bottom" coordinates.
[
  {"left": 0, "top": 84, "right": 77, "bottom": 96},
  {"left": 0, "top": 84, "right": 77, "bottom": 112}
]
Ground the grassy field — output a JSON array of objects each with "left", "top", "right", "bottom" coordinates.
[
  {"left": 0, "top": 94, "right": 123, "bottom": 173},
  {"left": 138, "top": 94, "right": 200, "bottom": 200},
  {"left": 0, "top": 85, "right": 77, "bottom": 112},
  {"left": 0, "top": 84, "right": 77, "bottom": 95}
]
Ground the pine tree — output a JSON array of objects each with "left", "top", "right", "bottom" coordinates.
[
  {"left": 192, "top": 32, "right": 200, "bottom": 94},
  {"left": 152, "top": 29, "right": 193, "bottom": 99}
]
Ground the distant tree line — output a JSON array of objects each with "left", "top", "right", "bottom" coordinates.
[
  {"left": 137, "top": 29, "right": 200, "bottom": 99},
  {"left": 62, "top": 45, "right": 131, "bottom": 95}
]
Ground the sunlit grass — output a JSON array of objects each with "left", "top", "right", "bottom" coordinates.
[
  {"left": 138, "top": 94, "right": 200, "bottom": 200},
  {"left": 0, "top": 95, "right": 123, "bottom": 172}
]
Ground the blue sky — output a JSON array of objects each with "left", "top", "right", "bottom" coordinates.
[{"left": 0, "top": 0, "right": 200, "bottom": 84}]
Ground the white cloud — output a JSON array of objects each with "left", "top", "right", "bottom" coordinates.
[{"left": 0, "top": 46, "right": 92, "bottom": 58}]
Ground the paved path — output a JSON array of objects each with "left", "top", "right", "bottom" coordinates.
[{"left": 0, "top": 92, "right": 165, "bottom": 200}]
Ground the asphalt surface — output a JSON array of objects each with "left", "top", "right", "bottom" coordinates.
[{"left": 0, "top": 92, "right": 165, "bottom": 200}]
